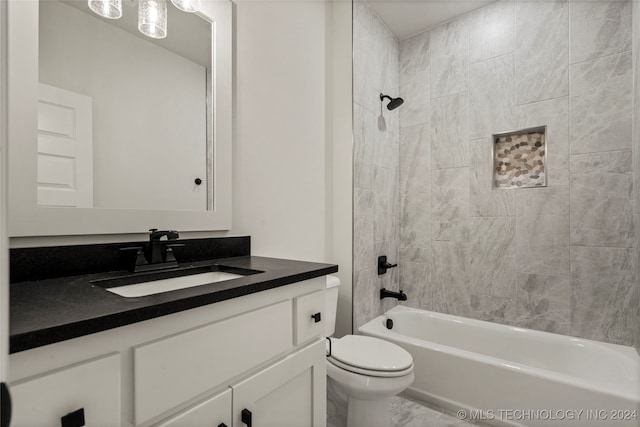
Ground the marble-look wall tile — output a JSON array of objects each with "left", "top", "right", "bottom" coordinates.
[
  {"left": 571, "top": 246, "right": 639, "bottom": 345},
  {"left": 469, "top": 53, "right": 514, "bottom": 140},
  {"left": 468, "top": 294, "right": 518, "bottom": 325},
  {"left": 400, "top": 125, "right": 430, "bottom": 195},
  {"left": 432, "top": 168, "right": 470, "bottom": 241},
  {"left": 468, "top": 217, "right": 517, "bottom": 298},
  {"left": 430, "top": 18, "right": 469, "bottom": 99},
  {"left": 374, "top": 127, "right": 399, "bottom": 171},
  {"left": 469, "top": 138, "right": 515, "bottom": 217},
  {"left": 516, "top": 186, "right": 570, "bottom": 276},
  {"left": 374, "top": 167, "right": 392, "bottom": 243},
  {"left": 570, "top": 150, "right": 634, "bottom": 247},
  {"left": 636, "top": 215, "right": 640, "bottom": 292},
  {"left": 634, "top": 1, "right": 640, "bottom": 215},
  {"left": 514, "top": 97, "right": 569, "bottom": 187},
  {"left": 400, "top": 30, "right": 429, "bottom": 83},
  {"left": 516, "top": 274, "right": 571, "bottom": 335},
  {"left": 353, "top": 2, "right": 400, "bottom": 330},
  {"left": 515, "top": 0, "right": 569, "bottom": 104},
  {"left": 469, "top": 0, "right": 515, "bottom": 63},
  {"left": 353, "top": 268, "right": 379, "bottom": 331},
  {"left": 431, "top": 92, "right": 469, "bottom": 169},
  {"left": 431, "top": 242, "right": 471, "bottom": 316},
  {"left": 401, "top": 193, "right": 431, "bottom": 249},
  {"left": 570, "top": 51, "right": 632, "bottom": 155},
  {"left": 399, "top": 260, "right": 431, "bottom": 311},
  {"left": 633, "top": 312, "right": 640, "bottom": 355},
  {"left": 353, "top": 104, "right": 375, "bottom": 190},
  {"left": 353, "top": 14, "right": 375, "bottom": 113},
  {"left": 400, "top": 73, "right": 430, "bottom": 129},
  {"left": 353, "top": 188, "right": 375, "bottom": 273},
  {"left": 569, "top": 0, "right": 631, "bottom": 65}
]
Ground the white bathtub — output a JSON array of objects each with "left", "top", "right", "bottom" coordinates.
[{"left": 359, "top": 305, "right": 640, "bottom": 427}]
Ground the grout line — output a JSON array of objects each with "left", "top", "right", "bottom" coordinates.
[
  {"left": 569, "top": 148, "right": 634, "bottom": 158},
  {"left": 568, "top": 48, "right": 633, "bottom": 68}
]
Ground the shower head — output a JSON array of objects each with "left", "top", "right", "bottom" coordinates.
[{"left": 380, "top": 93, "right": 404, "bottom": 111}]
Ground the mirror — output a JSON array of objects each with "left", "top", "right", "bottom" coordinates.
[
  {"left": 7, "top": 0, "right": 232, "bottom": 236},
  {"left": 39, "top": 0, "right": 212, "bottom": 211}
]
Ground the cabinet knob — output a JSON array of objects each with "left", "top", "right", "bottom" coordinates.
[
  {"left": 60, "top": 408, "right": 85, "bottom": 427},
  {"left": 217, "top": 424, "right": 228, "bottom": 427},
  {"left": 311, "top": 312, "right": 321, "bottom": 323},
  {"left": 241, "top": 408, "right": 252, "bottom": 427}
]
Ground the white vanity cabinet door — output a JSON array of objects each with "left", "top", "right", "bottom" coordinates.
[
  {"left": 155, "top": 388, "right": 232, "bottom": 427},
  {"left": 9, "top": 353, "right": 121, "bottom": 427},
  {"left": 232, "top": 339, "right": 326, "bottom": 427},
  {"left": 133, "top": 300, "right": 293, "bottom": 425}
]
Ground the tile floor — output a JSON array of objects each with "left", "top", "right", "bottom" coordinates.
[{"left": 390, "top": 395, "right": 479, "bottom": 427}]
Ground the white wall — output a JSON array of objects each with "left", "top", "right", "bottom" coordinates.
[
  {"left": 231, "top": 0, "right": 328, "bottom": 262},
  {"left": 327, "top": 0, "right": 353, "bottom": 336}
]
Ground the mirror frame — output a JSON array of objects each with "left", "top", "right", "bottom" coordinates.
[{"left": 7, "top": 0, "right": 232, "bottom": 236}]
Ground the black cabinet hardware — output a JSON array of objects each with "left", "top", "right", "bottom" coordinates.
[
  {"left": 311, "top": 312, "right": 321, "bottom": 323},
  {"left": 241, "top": 408, "right": 252, "bottom": 427},
  {"left": 195, "top": 178, "right": 202, "bottom": 185},
  {"left": 217, "top": 424, "right": 227, "bottom": 427},
  {"left": 1, "top": 383, "right": 11, "bottom": 427},
  {"left": 60, "top": 408, "right": 85, "bottom": 427}
]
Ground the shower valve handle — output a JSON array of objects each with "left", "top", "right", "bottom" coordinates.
[{"left": 377, "top": 255, "right": 398, "bottom": 275}]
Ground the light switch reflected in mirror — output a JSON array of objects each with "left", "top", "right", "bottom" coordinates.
[{"left": 38, "top": 0, "right": 212, "bottom": 211}]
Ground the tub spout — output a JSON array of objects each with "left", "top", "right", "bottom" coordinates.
[{"left": 380, "top": 288, "right": 407, "bottom": 301}]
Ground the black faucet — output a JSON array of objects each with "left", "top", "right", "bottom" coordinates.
[
  {"left": 121, "top": 229, "right": 183, "bottom": 272},
  {"left": 380, "top": 288, "right": 407, "bottom": 301},
  {"left": 148, "top": 229, "right": 180, "bottom": 264}
]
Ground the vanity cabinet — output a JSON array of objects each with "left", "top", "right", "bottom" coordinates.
[
  {"left": 9, "top": 277, "right": 327, "bottom": 427},
  {"left": 154, "top": 389, "right": 232, "bottom": 427},
  {"left": 231, "top": 339, "right": 325, "bottom": 427},
  {"left": 9, "top": 353, "right": 121, "bottom": 426}
]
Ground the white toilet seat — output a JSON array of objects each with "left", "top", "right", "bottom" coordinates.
[
  {"left": 327, "top": 356, "right": 414, "bottom": 377},
  {"left": 327, "top": 335, "right": 414, "bottom": 378}
]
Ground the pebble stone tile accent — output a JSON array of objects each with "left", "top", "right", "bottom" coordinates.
[{"left": 494, "top": 129, "right": 546, "bottom": 189}]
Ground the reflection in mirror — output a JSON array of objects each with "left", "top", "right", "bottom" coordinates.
[{"left": 38, "top": 0, "right": 212, "bottom": 211}]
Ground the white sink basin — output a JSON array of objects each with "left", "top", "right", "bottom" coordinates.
[{"left": 104, "top": 271, "right": 244, "bottom": 297}]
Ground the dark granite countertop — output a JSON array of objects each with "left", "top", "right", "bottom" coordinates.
[{"left": 10, "top": 255, "right": 338, "bottom": 353}]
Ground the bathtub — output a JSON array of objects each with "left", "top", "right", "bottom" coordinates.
[{"left": 359, "top": 305, "right": 640, "bottom": 427}]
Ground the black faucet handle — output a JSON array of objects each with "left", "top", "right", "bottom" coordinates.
[
  {"left": 378, "top": 255, "right": 398, "bottom": 275},
  {"left": 119, "top": 246, "right": 148, "bottom": 270}
]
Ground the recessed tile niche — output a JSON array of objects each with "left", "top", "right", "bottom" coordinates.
[{"left": 493, "top": 126, "right": 546, "bottom": 189}]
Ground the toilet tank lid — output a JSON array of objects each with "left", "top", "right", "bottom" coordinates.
[{"left": 326, "top": 275, "right": 341, "bottom": 288}]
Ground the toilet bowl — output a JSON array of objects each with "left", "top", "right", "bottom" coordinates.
[{"left": 325, "top": 276, "right": 414, "bottom": 427}]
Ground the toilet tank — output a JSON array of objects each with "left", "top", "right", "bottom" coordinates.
[{"left": 325, "top": 275, "right": 341, "bottom": 336}]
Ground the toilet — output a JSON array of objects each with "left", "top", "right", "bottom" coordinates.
[{"left": 325, "top": 275, "right": 414, "bottom": 427}]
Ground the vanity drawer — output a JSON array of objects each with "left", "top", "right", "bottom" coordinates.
[
  {"left": 154, "top": 388, "right": 231, "bottom": 427},
  {"left": 293, "top": 289, "right": 325, "bottom": 345},
  {"left": 10, "top": 353, "right": 121, "bottom": 427},
  {"left": 133, "top": 300, "right": 293, "bottom": 425}
]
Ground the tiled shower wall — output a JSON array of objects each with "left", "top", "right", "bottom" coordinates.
[
  {"left": 352, "top": 2, "right": 401, "bottom": 330},
  {"left": 395, "top": 0, "right": 639, "bottom": 346},
  {"left": 633, "top": 0, "right": 640, "bottom": 352}
]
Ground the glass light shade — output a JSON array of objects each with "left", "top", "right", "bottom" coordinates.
[
  {"left": 88, "top": 0, "right": 122, "bottom": 19},
  {"left": 138, "top": 0, "right": 168, "bottom": 39},
  {"left": 171, "top": 0, "right": 200, "bottom": 13}
]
